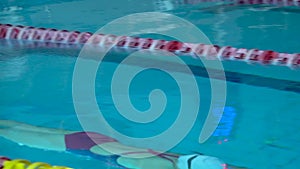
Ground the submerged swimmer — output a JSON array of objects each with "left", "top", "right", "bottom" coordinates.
[{"left": 0, "top": 120, "right": 247, "bottom": 169}]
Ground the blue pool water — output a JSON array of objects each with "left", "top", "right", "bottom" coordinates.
[{"left": 1, "top": 0, "right": 300, "bottom": 169}]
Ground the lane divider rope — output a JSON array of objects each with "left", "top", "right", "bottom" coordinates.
[
  {"left": 1, "top": 23, "right": 299, "bottom": 69},
  {"left": 0, "top": 156, "right": 72, "bottom": 169},
  {"left": 176, "top": 0, "right": 300, "bottom": 7}
]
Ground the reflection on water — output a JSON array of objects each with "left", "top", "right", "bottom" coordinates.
[
  {"left": 0, "top": 48, "right": 28, "bottom": 81},
  {"left": 1, "top": 5, "right": 25, "bottom": 25}
]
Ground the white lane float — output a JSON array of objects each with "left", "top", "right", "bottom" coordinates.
[{"left": 0, "top": 23, "right": 299, "bottom": 69}]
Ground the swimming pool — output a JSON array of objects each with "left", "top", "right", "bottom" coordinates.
[{"left": 0, "top": 0, "right": 300, "bottom": 169}]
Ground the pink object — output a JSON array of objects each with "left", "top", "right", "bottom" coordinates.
[
  {"left": 65, "top": 132, "right": 117, "bottom": 150},
  {"left": 0, "top": 156, "right": 10, "bottom": 169},
  {"left": 181, "top": 0, "right": 300, "bottom": 7}
]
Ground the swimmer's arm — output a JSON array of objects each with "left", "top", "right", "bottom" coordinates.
[{"left": 0, "top": 120, "right": 75, "bottom": 151}]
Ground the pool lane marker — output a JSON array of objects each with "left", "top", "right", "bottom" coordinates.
[
  {"left": 0, "top": 157, "right": 72, "bottom": 169},
  {"left": 0, "top": 23, "right": 299, "bottom": 69},
  {"left": 176, "top": 0, "right": 300, "bottom": 7}
]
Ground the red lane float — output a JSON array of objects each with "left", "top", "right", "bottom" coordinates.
[
  {"left": 0, "top": 23, "right": 299, "bottom": 68},
  {"left": 181, "top": 0, "right": 300, "bottom": 7}
]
